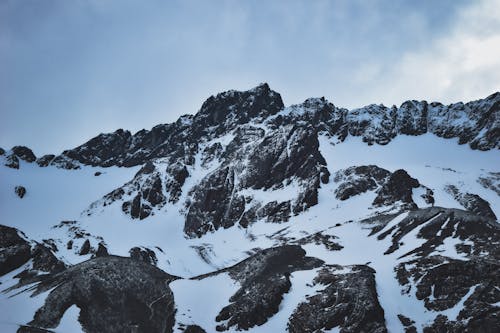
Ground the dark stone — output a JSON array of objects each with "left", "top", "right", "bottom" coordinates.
[
  {"left": 22, "top": 256, "right": 178, "bottom": 333},
  {"left": 12, "top": 146, "right": 36, "bottom": 162},
  {"left": 15, "top": 186, "right": 26, "bottom": 198},
  {"left": 288, "top": 265, "right": 387, "bottom": 333},
  {"left": 94, "top": 243, "right": 109, "bottom": 257},
  {"left": 5, "top": 154, "right": 20, "bottom": 169},
  {"left": 129, "top": 247, "right": 158, "bottom": 266},
  {"left": 0, "top": 225, "right": 31, "bottom": 276},
  {"left": 197, "top": 245, "right": 323, "bottom": 331},
  {"left": 373, "top": 169, "right": 419, "bottom": 209},
  {"left": 94, "top": 171, "right": 102, "bottom": 176},
  {"left": 36, "top": 155, "right": 55, "bottom": 167},
  {"left": 445, "top": 185, "right": 497, "bottom": 220},
  {"left": 184, "top": 325, "right": 207, "bottom": 333},
  {"left": 79, "top": 239, "right": 91, "bottom": 255},
  {"left": 334, "top": 165, "right": 390, "bottom": 200}
]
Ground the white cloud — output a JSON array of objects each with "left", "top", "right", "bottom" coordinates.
[{"left": 355, "top": 0, "right": 500, "bottom": 106}]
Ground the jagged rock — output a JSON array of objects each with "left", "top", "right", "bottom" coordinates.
[
  {"left": 334, "top": 165, "right": 390, "bottom": 200},
  {"left": 398, "top": 314, "right": 417, "bottom": 333},
  {"left": 296, "top": 232, "right": 343, "bottom": 251},
  {"left": 94, "top": 171, "right": 102, "bottom": 176},
  {"left": 36, "top": 154, "right": 55, "bottom": 167},
  {"left": 346, "top": 104, "right": 396, "bottom": 145},
  {"left": 184, "top": 325, "right": 206, "bottom": 333},
  {"left": 94, "top": 243, "right": 109, "bottom": 257},
  {"left": 0, "top": 225, "right": 32, "bottom": 276},
  {"left": 0, "top": 147, "right": 4, "bottom": 155},
  {"left": 129, "top": 247, "right": 158, "bottom": 266},
  {"left": 185, "top": 167, "right": 245, "bottom": 237},
  {"left": 288, "top": 265, "right": 387, "bottom": 333},
  {"left": 21, "top": 256, "right": 178, "bottom": 333},
  {"left": 445, "top": 184, "right": 497, "bottom": 220},
  {"left": 5, "top": 154, "right": 20, "bottom": 169},
  {"left": 378, "top": 207, "right": 499, "bottom": 258},
  {"left": 373, "top": 169, "right": 419, "bottom": 209},
  {"left": 12, "top": 146, "right": 36, "bottom": 163},
  {"left": 15, "top": 185, "right": 26, "bottom": 198},
  {"left": 79, "top": 239, "right": 91, "bottom": 255},
  {"left": 66, "top": 240, "right": 73, "bottom": 250},
  {"left": 194, "top": 245, "right": 323, "bottom": 331}
]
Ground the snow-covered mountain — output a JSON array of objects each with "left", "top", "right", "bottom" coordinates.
[{"left": 1, "top": 84, "right": 499, "bottom": 333}]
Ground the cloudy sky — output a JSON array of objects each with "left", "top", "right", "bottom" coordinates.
[{"left": 1, "top": 0, "right": 499, "bottom": 155}]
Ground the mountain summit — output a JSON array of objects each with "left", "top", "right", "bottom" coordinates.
[{"left": 1, "top": 85, "right": 499, "bottom": 333}]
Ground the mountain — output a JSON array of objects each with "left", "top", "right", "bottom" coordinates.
[{"left": 0, "top": 84, "right": 499, "bottom": 333}]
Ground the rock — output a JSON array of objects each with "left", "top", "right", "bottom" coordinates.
[
  {"left": 184, "top": 325, "right": 206, "bottom": 333},
  {"left": 94, "top": 171, "right": 102, "bottom": 176},
  {"left": 5, "top": 154, "right": 20, "bottom": 169},
  {"left": 445, "top": 185, "right": 497, "bottom": 220},
  {"left": 12, "top": 146, "right": 36, "bottom": 162},
  {"left": 15, "top": 186, "right": 26, "bottom": 198},
  {"left": 334, "top": 165, "right": 390, "bottom": 200},
  {"left": 36, "top": 154, "right": 55, "bottom": 167},
  {"left": 94, "top": 243, "right": 109, "bottom": 257},
  {"left": 129, "top": 247, "right": 158, "bottom": 266},
  {"left": 0, "top": 225, "right": 32, "bottom": 276},
  {"left": 288, "top": 265, "right": 387, "bottom": 333},
  {"left": 373, "top": 169, "right": 419, "bottom": 209},
  {"left": 79, "top": 239, "right": 91, "bottom": 255},
  {"left": 204, "top": 245, "right": 323, "bottom": 331},
  {"left": 21, "top": 256, "right": 178, "bottom": 333}
]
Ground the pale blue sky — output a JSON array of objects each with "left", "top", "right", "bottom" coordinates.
[{"left": 1, "top": 0, "right": 499, "bottom": 154}]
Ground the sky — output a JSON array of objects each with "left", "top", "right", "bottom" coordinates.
[{"left": 1, "top": 0, "right": 499, "bottom": 155}]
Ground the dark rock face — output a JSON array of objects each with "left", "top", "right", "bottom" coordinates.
[
  {"left": 36, "top": 154, "right": 55, "bottom": 167},
  {"left": 183, "top": 325, "right": 207, "bottom": 333},
  {"left": 21, "top": 256, "right": 178, "bottom": 333},
  {"left": 374, "top": 207, "right": 500, "bottom": 331},
  {"left": 79, "top": 239, "right": 91, "bottom": 255},
  {"left": 5, "top": 154, "right": 20, "bottom": 169},
  {"left": 94, "top": 243, "right": 109, "bottom": 257},
  {"left": 0, "top": 225, "right": 32, "bottom": 276},
  {"left": 0, "top": 225, "right": 65, "bottom": 283},
  {"left": 194, "top": 245, "right": 323, "bottom": 331},
  {"left": 334, "top": 165, "right": 391, "bottom": 200},
  {"left": 288, "top": 265, "right": 387, "bottom": 333},
  {"left": 373, "top": 169, "right": 419, "bottom": 209},
  {"left": 378, "top": 207, "right": 499, "bottom": 258},
  {"left": 129, "top": 246, "right": 158, "bottom": 266},
  {"left": 15, "top": 185, "right": 26, "bottom": 198},
  {"left": 12, "top": 146, "right": 36, "bottom": 163},
  {"left": 445, "top": 184, "right": 497, "bottom": 220},
  {"left": 346, "top": 104, "right": 397, "bottom": 145}
]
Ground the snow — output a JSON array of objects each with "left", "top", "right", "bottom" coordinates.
[
  {"left": 54, "top": 305, "right": 83, "bottom": 333},
  {"left": 170, "top": 273, "right": 240, "bottom": 331}
]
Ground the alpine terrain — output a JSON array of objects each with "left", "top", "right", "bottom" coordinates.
[{"left": 1, "top": 83, "right": 499, "bottom": 333}]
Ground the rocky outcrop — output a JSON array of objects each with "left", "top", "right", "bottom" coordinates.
[
  {"left": 129, "top": 246, "right": 158, "bottom": 266},
  {"left": 12, "top": 146, "right": 37, "bottom": 163},
  {"left": 445, "top": 184, "right": 497, "bottom": 220},
  {"left": 20, "top": 256, "right": 178, "bottom": 333},
  {"left": 0, "top": 225, "right": 65, "bottom": 285},
  {"left": 193, "top": 245, "right": 323, "bottom": 331},
  {"left": 373, "top": 169, "right": 420, "bottom": 209},
  {"left": 288, "top": 265, "right": 387, "bottom": 333},
  {"left": 15, "top": 185, "right": 26, "bottom": 198},
  {"left": 334, "top": 165, "right": 391, "bottom": 200}
]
